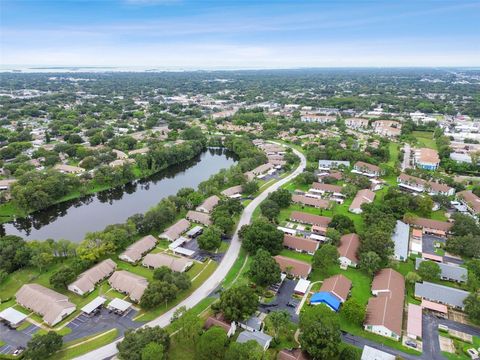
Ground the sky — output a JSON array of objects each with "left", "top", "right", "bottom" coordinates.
[{"left": 1, "top": 0, "right": 479, "bottom": 69}]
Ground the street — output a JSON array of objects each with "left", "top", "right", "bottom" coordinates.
[{"left": 74, "top": 144, "right": 306, "bottom": 360}]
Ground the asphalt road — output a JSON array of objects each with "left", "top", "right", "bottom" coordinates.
[{"left": 74, "top": 143, "right": 306, "bottom": 360}]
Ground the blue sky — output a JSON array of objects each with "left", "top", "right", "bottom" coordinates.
[{"left": 1, "top": 0, "right": 479, "bottom": 68}]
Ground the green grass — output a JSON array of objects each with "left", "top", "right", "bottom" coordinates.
[
  {"left": 387, "top": 142, "right": 399, "bottom": 167},
  {"left": 279, "top": 249, "right": 313, "bottom": 264},
  {"left": 222, "top": 248, "right": 247, "bottom": 288},
  {"left": 49, "top": 329, "right": 119, "bottom": 360},
  {"left": 412, "top": 131, "right": 437, "bottom": 150}
]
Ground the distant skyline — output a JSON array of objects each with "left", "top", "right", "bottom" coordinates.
[{"left": 1, "top": 0, "right": 480, "bottom": 69}]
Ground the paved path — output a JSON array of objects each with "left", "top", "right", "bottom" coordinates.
[
  {"left": 74, "top": 144, "right": 306, "bottom": 360},
  {"left": 402, "top": 143, "right": 412, "bottom": 171}
]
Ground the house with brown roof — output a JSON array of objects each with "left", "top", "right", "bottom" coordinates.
[
  {"left": 310, "top": 182, "right": 343, "bottom": 194},
  {"left": 54, "top": 164, "right": 85, "bottom": 174},
  {"left": 277, "top": 349, "right": 310, "bottom": 360},
  {"left": 221, "top": 185, "right": 243, "bottom": 198},
  {"left": 119, "top": 235, "right": 157, "bottom": 263},
  {"left": 338, "top": 233, "right": 360, "bottom": 268},
  {"left": 108, "top": 271, "right": 148, "bottom": 302},
  {"left": 364, "top": 269, "right": 405, "bottom": 341},
  {"left": 344, "top": 117, "right": 370, "bottom": 130},
  {"left": 319, "top": 274, "right": 352, "bottom": 303},
  {"left": 274, "top": 255, "right": 312, "bottom": 279},
  {"left": 16, "top": 284, "right": 76, "bottom": 326},
  {"left": 204, "top": 313, "right": 236, "bottom": 337},
  {"left": 397, "top": 173, "right": 455, "bottom": 196},
  {"left": 283, "top": 234, "right": 319, "bottom": 255},
  {"left": 159, "top": 219, "right": 190, "bottom": 242},
  {"left": 142, "top": 253, "right": 193, "bottom": 272},
  {"left": 196, "top": 195, "right": 220, "bottom": 213},
  {"left": 457, "top": 190, "right": 480, "bottom": 216},
  {"left": 349, "top": 189, "right": 375, "bottom": 214},
  {"left": 292, "top": 194, "right": 330, "bottom": 209},
  {"left": 68, "top": 259, "right": 117, "bottom": 296},
  {"left": 414, "top": 148, "right": 440, "bottom": 171},
  {"left": 352, "top": 161, "right": 382, "bottom": 177},
  {"left": 186, "top": 210, "right": 212, "bottom": 226},
  {"left": 289, "top": 211, "right": 331, "bottom": 227},
  {"left": 404, "top": 216, "right": 453, "bottom": 237}
]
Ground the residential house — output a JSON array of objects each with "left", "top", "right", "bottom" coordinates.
[
  {"left": 392, "top": 220, "right": 409, "bottom": 261},
  {"left": 404, "top": 216, "right": 453, "bottom": 237},
  {"left": 68, "top": 259, "right": 117, "bottom": 295},
  {"left": 310, "top": 292, "right": 341, "bottom": 311},
  {"left": 352, "top": 161, "right": 382, "bottom": 177},
  {"left": 186, "top": 210, "right": 212, "bottom": 226},
  {"left": 0, "top": 179, "right": 16, "bottom": 191},
  {"left": 283, "top": 234, "right": 319, "bottom": 255},
  {"left": 318, "top": 160, "right": 350, "bottom": 171},
  {"left": 274, "top": 256, "right": 312, "bottom": 279},
  {"left": 415, "top": 258, "right": 467, "bottom": 283},
  {"left": 414, "top": 148, "right": 440, "bottom": 171},
  {"left": 119, "top": 235, "right": 157, "bottom": 263},
  {"left": 292, "top": 194, "right": 330, "bottom": 209},
  {"left": 196, "top": 195, "right": 220, "bottom": 213},
  {"left": 236, "top": 331, "right": 272, "bottom": 351},
  {"left": 397, "top": 173, "right": 455, "bottom": 196},
  {"left": 289, "top": 211, "right": 331, "bottom": 235},
  {"left": 221, "top": 185, "right": 243, "bottom": 198},
  {"left": 338, "top": 233, "right": 360, "bottom": 268},
  {"left": 349, "top": 189, "right": 375, "bottom": 214},
  {"left": 278, "top": 349, "right": 309, "bottom": 360},
  {"left": 142, "top": 253, "right": 193, "bottom": 272},
  {"left": 457, "top": 190, "right": 480, "bottom": 217},
  {"left": 300, "top": 114, "right": 336, "bottom": 124},
  {"left": 204, "top": 313, "right": 236, "bottom": 337},
  {"left": 108, "top": 271, "right": 148, "bottom": 302},
  {"left": 415, "top": 282, "right": 469, "bottom": 309},
  {"left": 364, "top": 269, "right": 405, "bottom": 341},
  {"left": 16, "top": 284, "right": 76, "bottom": 326},
  {"left": 53, "top": 164, "right": 85, "bottom": 174},
  {"left": 319, "top": 274, "right": 352, "bottom": 303},
  {"left": 344, "top": 117, "right": 370, "bottom": 130},
  {"left": 361, "top": 346, "right": 396, "bottom": 360},
  {"left": 160, "top": 219, "right": 190, "bottom": 242}
]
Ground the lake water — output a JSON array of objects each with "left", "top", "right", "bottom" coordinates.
[{"left": 2, "top": 148, "right": 236, "bottom": 242}]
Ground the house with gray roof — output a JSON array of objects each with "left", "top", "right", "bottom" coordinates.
[
  {"left": 415, "top": 282, "right": 469, "bottom": 309},
  {"left": 415, "top": 258, "right": 468, "bottom": 283},
  {"left": 392, "top": 220, "right": 409, "bottom": 261},
  {"left": 236, "top": 331, "right": 272, "bottom": 351}
]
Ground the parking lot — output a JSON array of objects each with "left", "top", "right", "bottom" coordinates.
[
  {"left": 64, "top": 308, "right": 142, "bottom": 342},
  {"left": 0, "top": 323, "right": 39, "bottom": 355},
  {"left": 259, "top": 279, "right": 300, "bottom": 323}
]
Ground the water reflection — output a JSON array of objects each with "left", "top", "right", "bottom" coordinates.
[{"left": 2, "top": 148, "right": 236, "bottom": 242}]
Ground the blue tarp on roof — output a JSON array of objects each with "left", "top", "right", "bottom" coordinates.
[{"left": 310, "top": 292, "right": 341, "bottom": 311}]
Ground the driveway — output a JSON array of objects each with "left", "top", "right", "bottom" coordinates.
[
  {"left": 422, "top": 234, "right": 445, "bottom": 255},
  {"left": 0, "top": 323, "right": 40, "bottom": 354},
  {"left": 259, "top": 279, "right": 299, "bottom": 323},
  {"left": 64, "top": 308, "right": 142, "bottom": 342},
  {"left": 74, "top": 144, "right": 307, "bottom": 360}
]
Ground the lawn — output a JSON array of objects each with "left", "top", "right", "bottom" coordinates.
[
  {"left": 387, "top": 142, "right": 399, "bottom": 167},
  {"left": 279, "top": 249, "right": 313, "bottom": 264},
  {"left": 412, "top": 131, "right": 437, "bottom": 150},
  {"left": 49, "top": 329, "right": 119, "bottom": 360}
]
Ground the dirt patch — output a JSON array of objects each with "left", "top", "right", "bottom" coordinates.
[{"left": 439, "top": 336, "right": 455, "bottom": 353}]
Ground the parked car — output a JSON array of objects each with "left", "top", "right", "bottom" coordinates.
[
  {"left": 467, "top": 348, "right": 479, "bottom": 359},
  {"left": 405, "top": 340, "right": 417, "bottom": 348}
]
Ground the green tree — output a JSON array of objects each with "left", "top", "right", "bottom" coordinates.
[
  {"left": 141, "top": 342, "right": 164, "bottom": 360},
  {"left": 417, "top": 261, "right": 441, "bottom": 281},
  {"left": 313, "top": 244, "right": 339, "bottom": 270},
  {"left": 359, "top": 251, "right": 382, "bottom": 276},
  {"left": 24, "top": 331, "right": 63, "bottom": 360},
  {"left": 118, "top": 327, "right": 170, "bottom": 360},
  {"left": 299, "top": 305, "right": 341, "bottom": 360},
  {"left": 326, "top": 228, "right": 341, "bottom": 246},
  {"left": 260, "top": 199, "right": 280, "bottom": 221},
  {"left": 268, "top": 189, "right": 292, "bottom": 208},
  {"left": 265, "top": 310, "right": 290, "bottom": 342},
  {"left": 196, "top": 326, "right": 229, "bottom": 360},
  {"left": 140, "top": 281, "right": 178, "bottom": 310},
  {"left": 242, "top": 181, "right": 259, "bottom": 195},
  {"left": 405, "top": 271, "right": 421, "bottom": 286},
  {"left": 198, "top": 226, "right": 222, "bottom": 251},
  {"left": 218, "top": 285, "right": 259, "bottom": 322},
  {"left": 248, "top": 249, "right": 281, "bottom": 287},
  {"left": 0, "top": 235, "right": 31, "bottom": 273},
  {"left": 50, "top": 266, "right": 76, "bottom": 289},
  {"left": 464, "top": 293, "right": 480, "bottom": 324},
  {"left": 239, "top": 219, "right": 284, "bottom": 255},
  {"left": 451, "top": 213, "right": 480, "bottom": 237},
  {"left": 330, "top": 215, "right": 355, "bottom": 234},
  {"left": 225, "top": 340, "right": 264, "bottom": 360},
  {"left": 341, "top": 298, "right": 365, "bottom": 326},
  {"left": 170, "top": 306, "right": 202, "bottom": 347}
]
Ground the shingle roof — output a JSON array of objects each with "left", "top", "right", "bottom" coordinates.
[
  {"left": 319, "top": 274, "right": 352, "bottom": 302},
  {"left": 69, "top": 259, "right": 117, "bottom": 293},
  {"left": 108, "top": 271, "right": 148, "bottom": 301},
  {"left": 186, "top": 210, "right": 212, "bottom": 225},
  {"left": 283, "top": 234, "right": 319, "bottom": 253},
  {"left": 160, "top": 219, "right": 190, "bottom": 241},
  {"left": 404, "top": 216, "right": 453, "bottom": 232},
  {"left": 415, "top": 281, "right": 469, "bottom": 308},
  {"left": 337, "top": 233, "right": 360, "bottom": 263},
  {"left": 349, "top": 189, "right": 375, "bottom": 211},
  {"left": 119, "top": 235, "right": 157, "bottom": 263},
  {"left": 274, "top": 255, "right": 312, "bottom": 278},
  {"left": 292, "top": 194, "right": 330, "bottom": 209},
  {"left": 289, "top": 211, "right": 331, "bottom": 226},
  {"left": 196, "top": 195, "right": 220, "bottom": 213},
  {"left": 415, "top": 258, "right": 468, "bottom": 282},
  {"left": 142, "top": 253, "right": 192, "bottom": 272},
  {"left": 458, "top": 190, "right": 480, "bottom": 214}
]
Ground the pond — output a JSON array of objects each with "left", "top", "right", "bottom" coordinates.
[{"left": 2, "top": 148, "right": 237, "bottom": 242}]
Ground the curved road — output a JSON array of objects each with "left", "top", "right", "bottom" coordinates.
[{"left": 75, "top": 144, "right": 306, "bottom": 360}]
